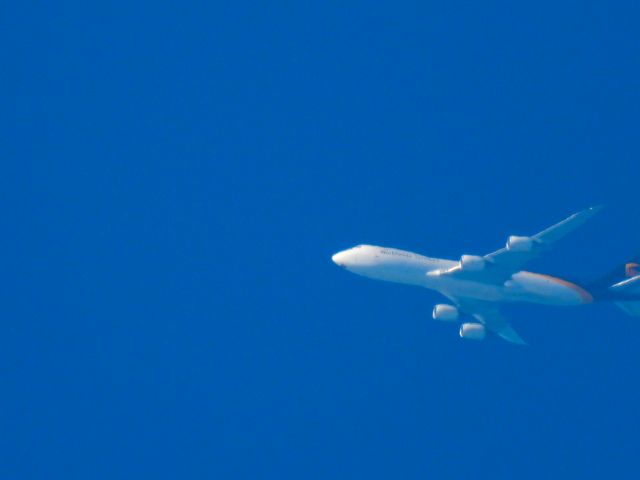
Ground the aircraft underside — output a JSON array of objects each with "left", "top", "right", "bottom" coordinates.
[{"left": 332, "top": 206, "right": 640, "bottom": 345}]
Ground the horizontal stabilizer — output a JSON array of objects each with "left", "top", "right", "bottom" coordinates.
[
  {"left": 610, "top": 274, "right": 640, "bottom": 295},
  {"left": 608, "top": 274, "right": 640, "bottom": 316},
  {"left": 615, "top": 301, "right": 640, "bottom": 316}
]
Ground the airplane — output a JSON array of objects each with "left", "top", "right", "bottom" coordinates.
[{"left": 331, "top": 206, "right": 640, "bottom": 344}]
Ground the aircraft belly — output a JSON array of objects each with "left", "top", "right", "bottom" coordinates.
[
  {"left": 433, "top": 278, "right": 507, "bottom": 302},
  {"left": 432, "top": 273, "right": 591, "bottom": 306},
  {"left": 506, "top": 272, "right": 591, "bottom": 305}
]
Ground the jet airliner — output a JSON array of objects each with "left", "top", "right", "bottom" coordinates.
[{"left": 332, "top": 207, "right": 640, "bottom": 344}]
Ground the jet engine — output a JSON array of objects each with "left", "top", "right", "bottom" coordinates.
[
  {"left": 460, "top": 254, "right": 486, "bottom": 271},
  {"left": 459, "top": 323, "right": 486, "bottom": 340},
  {"left": 432, "top": 304, "right": 459, "bottom": 322},
  {"left": 506, "top": 235, "right": 535, "bottom": 252}
]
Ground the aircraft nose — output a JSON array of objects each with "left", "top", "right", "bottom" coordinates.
[{"left": 332, "top": 251, "right": 349, "bottom": 267}]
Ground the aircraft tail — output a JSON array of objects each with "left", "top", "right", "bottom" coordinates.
[{"left": 589, "top": 256, "right": 640, "bottom": 316}]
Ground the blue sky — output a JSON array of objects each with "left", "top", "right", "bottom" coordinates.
[{"left": 3, "top": 1, "right": 640, "bottom": 478}]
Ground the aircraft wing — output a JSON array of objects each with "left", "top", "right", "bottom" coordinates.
[
  {"left": 430, "top": 206, "right": 602, "bottom": 284},
  {"left": 449, "top": 297, "right": 527, "bottom": 345}
]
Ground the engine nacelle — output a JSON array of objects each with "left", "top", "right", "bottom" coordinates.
[
  {"left": 432, "top": 304, "right": 459, "bottom": 322},
  {"left": 459, "top": 323, "right": 486, "bottom": 340},
  {"left": 506, "top": 235, "right": 535, "bottom": 252},
  {"left": 460, "top": 254, "right": 486, "bottom": 272}
]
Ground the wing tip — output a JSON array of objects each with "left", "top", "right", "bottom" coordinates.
[
  {"left": 566, "top": 205, "right": 603, "bottom": 223},
  {"left": 589, "top": 204, "right": 604, "bottom": 213},
  {"left": 496, "top": 326, "right": 528, "bottom": 346}
]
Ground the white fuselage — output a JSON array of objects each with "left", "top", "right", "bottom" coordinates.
[{"left": 332, "top": 245, "right": 592, "bottom": 306}]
